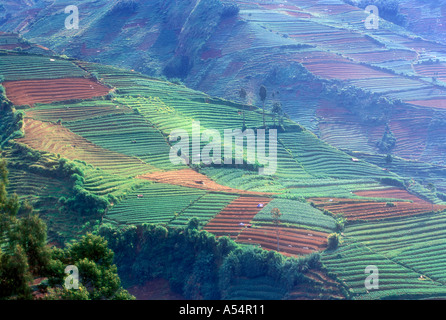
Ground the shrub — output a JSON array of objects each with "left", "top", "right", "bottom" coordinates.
[{"left": 327, "top": 233, "right": 340, "bottom": 250}]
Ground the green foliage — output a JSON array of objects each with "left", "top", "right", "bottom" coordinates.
[
  {"left": 100, "top": 223, "right": 322, "bottom": 300},
  {"left": 377, "top": 126, "right": 396, "bottom": 153},
  {"left": 0, "top": 162, "right": 132, "bottom": 300},
  {"left": 8, "top": 204, "right": 52, "bottom": 275},
  {"left": 327, "top": 233, "right": 341, "bottom": 251},
  {"left": 0, "top": 245, "right": 33, "bottom": 299}
]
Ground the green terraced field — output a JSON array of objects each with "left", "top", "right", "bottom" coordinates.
[
  {"left": 0, "top": 53, "right": 87, "bottom": 81},
  {"left": 253, "top": 198, "right": 336, "bottom": 233},
  {"left": 345, "top": 212, "right": 446, "bottom": 283},
  {"left": 63, "top": 112, "right": 184, "bottom": 171},
  {"left": 322, "top": 238, "right": 446, "bottom": 300},
  {"left": 105, "top": 182, "right": 206, "bottom": 225},
  {"left": 224, "top": 276, "right": 287, "bottom": 300},
  {"left": 169, "top": 193, "right": 238, "bottom": 227},
  {"left": 27, "top": 100, "right": 132, "bottom": 123},
  {"left": 279, "top": 131, "right": 395, "bottom": 180}
]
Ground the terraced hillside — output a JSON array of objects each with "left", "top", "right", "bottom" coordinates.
[
  {"left": 1, "top": 32, "right": 446, "bottom": 299},
  {"left": 5, "top": 0, "right": 446, "bottom": 167}
]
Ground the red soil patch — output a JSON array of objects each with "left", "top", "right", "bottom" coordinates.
[
  {"left": 303, "top": 62, "right": 394, "bottom": 80},
  {"left": 237, "top": 225, "right": 328, "bottom": 257},
  {"left": 413, "top": 63, "right": 446, "bottom": 82},
  {"left": 309, "top": 190, "right": 446, "bottom": 221},
  {"left": 126, "top": 278, "right": 185, "bottom": 300},
  {"left": 201, "top": 48, "right": 223, "bottom": 60},
  {"left": 204, "top": 196, "right": 272, "bottom": 238},
  {"left": 354, "top": 188, "right": 426, "bottom": 204},
  {"left": 3, "top": 78, "right": 110, "bottom": 106},
  {"left": 35, "top": 44, "right": 50, "bottom": 51},
  {"left": 137, "top": 169, "right": 273, "bottom": 196},
  {"left": 282, "top": 11, "right": 312, "bottom": 19},
  {"left": 289, "top": 270, "right": 345, "bottom": 300},
  {"left": 348, "top": 50, "right": 417, "bottom": 63}
]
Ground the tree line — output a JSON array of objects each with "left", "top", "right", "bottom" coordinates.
[{"left": 0, "top": 159, "right": 133, "bottom": 300}]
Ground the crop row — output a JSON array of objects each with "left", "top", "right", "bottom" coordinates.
[
  {"left": 27, "top": 100, "right": 132, "bottom": 123},
  {"left": 63, "top": 112, "right": 182, "bottom": 170},
  {"left": 18, "top": 118, "right": 156, "bottom": 177},
  {"left": 0, "top": 54, "right": 87, "bottom": 81},
  {"left": 106, "top": 182, "right": 206, "bottom": 225},
  {"left": 253, "top": 198, "right": 336, "bottom": 232},
  {"left": 322, "top": 238, "right": 446, "bottom": 299},
  {"left": 278, "top": 131, "right": 392, "bottom": 180},
  {"left": 204, "top": 196, "right": 272, "bottom": 238},
  {"left": 345, "top": 211, "right": 446, "bottom": 283},
  {"left": 169, "top": 193, "right": 238, "bottom": 227}
]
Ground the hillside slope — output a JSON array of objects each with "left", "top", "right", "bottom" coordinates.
[
  {"left": 2, "top": 36, "right": 446, "bottom": 299},
  {"left": 2, "top": 0, "right": 446, "bottom": 168}
]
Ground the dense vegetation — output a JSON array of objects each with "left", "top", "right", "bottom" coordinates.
[
  {"left": 99, "top": 219, "right": 324, "bottom": 300},
  {"left": 0, "top": 159, "right": 133, "bottom": 300}
]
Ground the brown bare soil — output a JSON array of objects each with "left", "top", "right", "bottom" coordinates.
[
  {"left": 204, "top": 197, "right": 272, "bottom": 238},
  {"left": 3, "top": 78, "right": 110, "bottom": 106},
  {"left": 137, "top": 168, "right": 274, "bottom": 195},
  {"left": 310, "top": 189, "right": 446, "bottom": 221},
  {"left": 236, "top": 225, "right": 328, "bottom": 257}
]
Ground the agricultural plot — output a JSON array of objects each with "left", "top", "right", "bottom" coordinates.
[
  {"left": 345, "top": 211, "right": 446, "bottom": 284},
  {"left": 80, "top": 165, "right": 145, "bottom": 199},
  {"left": 252, "top": 199, "right": 336, "bottom": 233},
  {"left": 0, "top": 54, "right": 87, "bottom": 81},
  {"left": 169, "top": 193, "right": 238, "bottom": 227},
  {"left": 204, "top": 196, "right": 272, "bottom": 238},
  {"left": 26, "top": 100, "right": 133, "bottom": 123},
  {"left": 346, "top": 151, "right": 446, "bottom": 195},
  {"left": 2, "top": 78, "right": 110, "bottom": 106},
  {"left": 309, "top": 190, "right": 445, "bottom": 221},
  {"left": 17, "top": 118, "right": 156, "bottom": 177},
  {"left": 224, "top": 276, "right": 286, "bottom": 300},
  {"left": 6, "top": 166, "right": 70, "bottom": 207},
  {"left": 388, "top": 106, "right": 433, "bottom": 161},
  {"left": 237, "top": 225, "right": 329, "bottom": 257},
  {"left": 105, "top": 182, "right": 206, "bottom": 225},
  {"left": 288, "top": 269, "right": 345, "bottom": 300},
  {"left": 413, "top": 62, "right": 446, "bottom": 82},
  {"left": 63, "top": 112, "right": 182, "bottom": 171},
  {"left": 4, "top": 165, "right": 92, "bottom": 243},
  {"left": 278, "top": 131, "right": 393, "bottom": 179},
  {"left": 199, "top": 167, "right": 287, "bottom": 194},
  {"left": 322, "top": 237, "right": 446, "bottom": 300},
  {"left": 137, "top": 168, "right": 273, "bottom": 195},
  {"left": 0, "top": 33, "right": 30, "bottom": 50}
]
